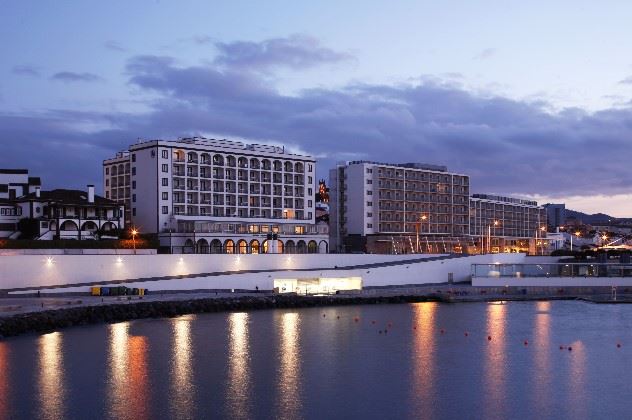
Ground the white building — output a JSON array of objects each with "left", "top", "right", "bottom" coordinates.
[
  {"left": 102, "top": 151, "right": 131, "bottom": 225},
  {"left": 104, "top": 137, "right": 328, "bottom": 254},
  {"left": 469, "top": 194, "right": 547, "bottom": 254},
  {"left": 0, "top": 169, "right": 40, "bottom": 238},
  {"left": 330, "top": 161, "right": 470, "bottom": 253}
]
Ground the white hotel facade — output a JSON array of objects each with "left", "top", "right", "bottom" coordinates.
[{"left": 104, "top": 138, "right": 328, "bottom": 254}]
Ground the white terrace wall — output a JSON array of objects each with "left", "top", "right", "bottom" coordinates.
[{"left": 0, "top": 253, "right": 528, "bottom": 293}]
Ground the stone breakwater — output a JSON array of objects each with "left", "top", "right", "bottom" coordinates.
[{"left": 0, "top": 294, "right": 440, "bottom": 338}]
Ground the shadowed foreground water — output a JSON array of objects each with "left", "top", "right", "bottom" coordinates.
[{"left": 1, "top": 301, "right": 632, "bottom": 419}]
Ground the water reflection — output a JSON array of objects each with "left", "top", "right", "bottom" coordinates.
[
  {"left": 410, "top": 302, "right": 437, "bottom": 419},
  {"left": 533, "top": 301, "right": 552, "bottom": 412},
  {"left": 171, "top": 315, "right": 194, "bottom": 420},
  {"left": 276, "top": 312, "right": 302, "bottom": 420},
  {"left": 226, "top": 313, "right": 251, "bottom": 420},
  {"left": 108, "top": 322, "right": 150, "bottom": 420},
  {"left": 0, "top": 342, "right": 9, "bottom": 420},
  {"left": 568, "top": 341, "right": 587, "bottom": 419},
  {"left": 484, "top": 303, "right": 507, "bottom": 418},
  {"left": 38, "top": 332, "right": 65, "bottom": 420}
]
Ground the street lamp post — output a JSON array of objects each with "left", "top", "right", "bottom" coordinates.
[
  {"left": 570, "top": 231, "right": 580, "bottom": 252},
  {"left": 487, "top": 220, "right": 499, "bottom": 254},
  {"left": 416, "top": 214, "right": 427, "bottom": 253},
  {"left": 131, "top": 228, "right": 138, "bottom": 255}
]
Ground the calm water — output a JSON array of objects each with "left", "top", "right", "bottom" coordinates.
[{"left": 1, "top": 301, "right": 632, "bottom": 419}]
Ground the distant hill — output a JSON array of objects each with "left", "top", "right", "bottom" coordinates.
[{"left": 565, "top": 209, "right": 632, "bottom": 224}]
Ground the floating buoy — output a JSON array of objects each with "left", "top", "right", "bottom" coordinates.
[
  {"left": 354, "top": 317, "right": 359, "bottom": 322},
  {"left": 464, "top": 332, "right": 469, "bottom": 337},
  {"left": 568, "top": 347, "right": 572, "bottom": 351},
  {"left": 559, "top": 345, "right": 564, "bottom": 350},
  {"left": 617, "top": 343, "right": 622, "bottom": 348},
  {"left": 487, "top": 335, "right": 492, "bottom": 341},
  {"left": 524, "top": 340, "right": 528, "bottom": 346},
  {"left": 440, "top": 329, "right": 445, "bottom": 334},
  {"left": 323, "top": 314, "right": 326, "bottom": 317},
  {"left": 337, "top": 316, "right": 340, "bottom": 319}
]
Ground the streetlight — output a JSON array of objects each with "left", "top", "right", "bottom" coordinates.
[
  {"left": 487, "top": 220, "right": 499, "bottom": 254},
  {"left": 131, "top": 228, "right": 138, "bottom": 255},
  {"left": 539, "top": 226, "right": 546, "bottom": 255},
  {"left": 601, "top": 234, "right": 608, "bottom": 247},
  {"left": 416, "top": 214, "right": 427, "bottom": 253},
  {"left": 570, "top": 231, "right": 580, "bottom": 252}
]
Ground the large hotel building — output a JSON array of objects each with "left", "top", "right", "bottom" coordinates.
[
  {"left": 104, "top": 137, "right": 328, "bottom": 254},
  {"left": 330, "top": 161, "right": 547, "bottom": 254}
]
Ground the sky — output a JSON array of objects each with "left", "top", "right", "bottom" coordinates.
[{"left": 2, "top": 0, "right": 632, "bottom": 216}]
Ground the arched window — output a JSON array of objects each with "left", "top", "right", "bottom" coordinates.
[
  {"left": 224, "top": 239, "right": 235, "bottom": 254},
  {"left": 297, "top": 240, "right": 307, "bottom": 254},
  {"left": 250, "top": 240, "right": 260, "bottom": 254},
  {"left": 197, "top": 239, "right": 209, "bottom": 254},
  {"left": 284, "top": 240, "right": 296, "bottom": 254},
  {"left": 210, "top": 239, "right": 223, "bottom": 254},
  {"left": 308, "top": 240, "right": 318, "bottom": 254},
  {"left": 238, "top": 239, "right": 248, "bottom": 254}
]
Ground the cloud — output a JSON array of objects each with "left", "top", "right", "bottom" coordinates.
[
  {"left": 4, "top": 38, "right": 632, "bottom": 209},
  {"left": 474, "top": 48, "right": 497, "bottom": 60},
  {"left": 618, "top": 76, "right": 632, "bottom": 85},
  {"left": 12, "top": 65, "right": 41, "bottom": 77},
  {"left": 51, "top": 71, "right": 103, "bottom": 83},
  {"left": 213, "top": 34, "right": 354, "bottom": 70},
  {"left": 104, "top": 40, "right": 126, "bottom": 52}
]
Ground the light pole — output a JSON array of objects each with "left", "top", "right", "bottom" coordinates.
[
  {"left": 416, "top": 214, "right": 427, "bottom": 253},
  {"left": 487, "top": 220, "right": 499, "bottom": 254},
  {"left": 570, "top": 231, "right": 580, "bottom": 252},
  {"left": 131, "top": 228, "right": 138, "bottom": 255}
]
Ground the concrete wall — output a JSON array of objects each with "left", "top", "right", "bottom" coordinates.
[
  {"left": 0, "top": 252, "right": 527, "bottom": 293},
  {"left": 473, "top": 276, "right": 632, "bottom": 287}
]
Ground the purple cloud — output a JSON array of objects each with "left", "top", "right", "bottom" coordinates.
[
  {"left": 12, "top": 65, "right": 41, "bottom": 77},
  {"left": 51, "top": 71, "right": 103, "bottom": 83},
  {"left": 104, "top": 40, "right": 127, "bottom": 52},
  {"left": 213, "top": 34, "right": 354, "bottom": 70}
]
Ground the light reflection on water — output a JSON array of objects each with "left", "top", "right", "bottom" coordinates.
[
  {"left": 276, "top": 312, "right": 302, "bottom": 420},
  {"left": 484, "top": 302, "right": 507, "bottom": 419},
  {"left": 4, "top": 302, "right": 632, "bottom": 418},
  {"left": 107, "top": 322, "right": 150, "bottom": 420},
  {"left": 533, "top": 301, "right": 552, "bottom": 413},
  {"left": 38, "top": 332, "right": 65, "bottom": 420},
  {"left": 0, "top": 342, "right": 9, "bottom": 420},
  {"left": 410, "top": 302, "right": 437, "bottom": 420},
  {"left": 171, "top": 315, "right": 194, "bottom": 420},
  {"left": 226, "top": 312, "right": 251, "bottom": 420}
]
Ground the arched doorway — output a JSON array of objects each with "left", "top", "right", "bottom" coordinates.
[
  {"left": 210, "top": 239, "right": 223, "bottom": 254},
  {"left": 197, "top": 239, "right": 209, "bottom": 254},
  {"left": 224, "top": 239, "right": 235, "bottom": 254},
  {"left": 308, "top": 240, "right": 318, "bottom": 254},
  {"left": 285, "top": 240, "right": 296, "bottom": 254},
  {"left": 238, "top": 239, "right": 248, "bottom": 254},
  {"left": 297, "top": 240, "right": 307, "bottom": 254},
  {"left": 250, "top": 239, "right": 260, "bottom": 254},
  {"left": 184, "top": 239, "right": 194, "bottom": 254},
  {"left": 318, "top": 240, "right": 328, "bottom": 254},
  {"left": 60, "top": 220, "right": 78, "bottom": 231},
  {"left": 81, "top": 221, "right": 98, "bottom": 232}
]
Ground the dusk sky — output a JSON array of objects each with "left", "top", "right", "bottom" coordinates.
[{"left": 2, "top": 1, "right": 632, "bottom": 215}]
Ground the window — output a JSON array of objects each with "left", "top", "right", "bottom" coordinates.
[
  {"left": 132, "top": 208, "right": 136, "bottom": 216},
  {"left": 106, "top": 192, "right": 109, "bottom": 198},
  {"left": 308, "top": 200, "right": 313, "bottom": 207},
  {"left": 367, "top": 212, "right": 372, "bottom": 217},
  {"left": 367, "top": 201, "right": 373, "bottom": 206},
  {"left": 162, "top": 178, "right": 168, "bottom": 186},
  {"left": 132, "top": 194, "right": 136, "bottom": 203},
  {"left": 162, "top": 192, "right": 168, "bottom": 200},
  {"left": 105, "top": 179, "right": 109, "bottom": 187},
  {"left": 162, "top": 149, "right": 169, "bottom": 159},
  {"left": 367, "top": 190, "right": 373, "bottom": 195},
  {"left": 307, "top": 176, "right": 313, "bottom": 184},
  {"left": 367, "top": 179, "right": 372, "bottom": 184},
  {"left": 131, "top": 154, "right": 136, "bottom": 162},
  {"left": 162, "top": 206, "right": 168, "bottom": 214},
  {"left": 366, "top": 168, "right": 372, "bottom": 173},
  {"left": 132, "top": 167, "right": 136, "bottom": 175},
  {"left": 308, "top": 163, "right": 313, "bottom": 172},
  {"left": 162, "top": 164, "right": 168, "bottom": 173},
  {"left": 105, "top": 167, "right": 109, "bottom": 175},
  {"left": 367, "top": 223, "right": 373, "bottom": 228}
]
